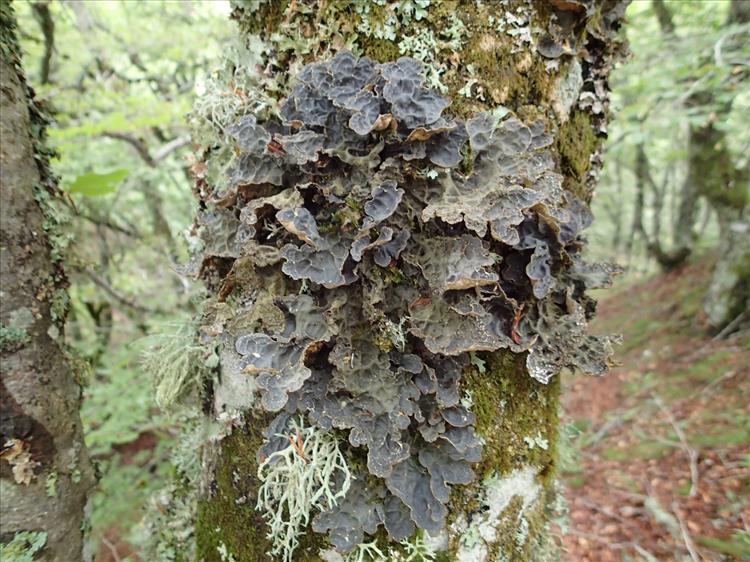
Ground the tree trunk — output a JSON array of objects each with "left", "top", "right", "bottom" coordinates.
[
  {"left": 697, "top": 116, "right": 750, "bottom": 330},
  {"left": 695, "top": 0, "right": 750, "bottom": 330},
  {"left": 0, "top": 4, "right": 96, "bottom": 562},
  {"left": 633, "top": 143, "right": 691, "bottom": 270},
  {"left": 704, "top": 201, "right": 749, "bottom": 332},
  {"left": 188, "top": 2, "right": 628, "bottom": 561},
  {"left": 630, "top": 0, "right": 696, "bottom": 271}
]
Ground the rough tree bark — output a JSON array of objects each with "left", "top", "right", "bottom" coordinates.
[
  {"left": 0, "top": 4, "right": 96, "bottom": 561},
  {"left": 188, "top": 2, "right": 628, "bottom": 561}
]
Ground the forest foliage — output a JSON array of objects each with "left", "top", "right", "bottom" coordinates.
[
  {"left": 8, "top": 0, "right": 748, "bottom": 560},
  {"left": 587, "top": 0, "right": 749, "bottom": 265}
]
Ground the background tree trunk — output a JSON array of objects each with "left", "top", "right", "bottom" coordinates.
[
  {"left": 191, "top": 2, "right": 628, "bottom": 561},
  {"left": 633, "top": 142, "right": 691, "bottom": 270},
  {"left": 698, "top": 0, "right": 750, "bottom": 331},
  {"left": 629, "top": 0, "right": 695, "bottom": 271},
  {"left": 0, "top": 4, "right": 96, "bottom": 561}
]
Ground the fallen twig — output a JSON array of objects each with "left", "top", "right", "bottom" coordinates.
[
  {"left": 712, "top": 310, "right": 748, "bottom": 339},
  {"left": 587, "top": 417, "right": 624, "bottom": 446},
  {"left": 652, "top": 393, "right": 699, "bottom": 497},
  {"left": 672, "top": 501, "right": 700, "bottom": 562},
  {"left": 700, "top": 368, "right": 738, "bottom": 396},
  {"left": 578, "top": 497, "right": 630, "bottom": 525},
  {"left": 101, "top": 536, "right": 122, "bottom": 562},
  {"left": 566, "top": 528, "right": 659, "bottom": 561}
]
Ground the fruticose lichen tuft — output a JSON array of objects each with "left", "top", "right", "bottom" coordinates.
[
  {"left": 194, "top": 52, "right": 619, "bottom": 554},
  {"left": 256, "top": 417, "right": 351, "bottom": 562}
]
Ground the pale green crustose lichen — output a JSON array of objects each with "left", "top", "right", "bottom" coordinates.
[
  {"left": 0, "top": 323, "right": 29, "bottom": 350},
  {"left": 523, "top": 431, "right": 549, "bottom": 451},
  {"left": 456, "top": 467, "right": 542, "bottom": 562}
]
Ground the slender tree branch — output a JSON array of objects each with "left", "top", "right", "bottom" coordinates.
[
  {"left": 153, "top": 135, "right": 191, "bottom": 162},
  {"left": 82, "top": 269, "right": 162, "bottom": 314},
  {"left": 76, "top": 212, "right": 140, "bottom": 238},
  {"left": 101, "top": 536, "right": 122, "bottom": 562},
  {"left": 672, "top": 501, "right": 700, "bottom": 562},
  {"left": 31, "top": 0, "right": 55, "bottom": 84},
  {"left": 102, "top": 132, "right": 190, "bottom": 167},
  {"left": 102, "top": 132, "right": 155, "bottom": 166},
  {"left": 652, "top": 0, "right": 675, "bottom": 36}
]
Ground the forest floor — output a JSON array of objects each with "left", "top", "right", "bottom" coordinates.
[{"left": 560, "top": 257, "right": 750, "bottom": 562}]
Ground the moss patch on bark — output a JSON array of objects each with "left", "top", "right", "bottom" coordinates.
[
  {"left": 556, "top": 109, "right": 599, "bottom": 200},
  {"left": 195, "top": 420, "right": 329, "bottom": 562},
  {"left": 463, "top": 351, "right": 560, "bottom": 483}
]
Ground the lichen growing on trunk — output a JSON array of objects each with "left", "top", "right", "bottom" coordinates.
[{"left": 182, "top": 2, "right": 629, "bottom": 561}]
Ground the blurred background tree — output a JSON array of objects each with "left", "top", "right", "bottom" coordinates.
[{"left": 587, "top": 0, "right": 749, "bottom": 331}]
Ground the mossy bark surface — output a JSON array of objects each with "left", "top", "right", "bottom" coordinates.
[{"left": 193, "top": 1, "right": 626, "bottom": 560}]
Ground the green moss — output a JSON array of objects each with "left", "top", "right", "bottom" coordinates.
[
  {"left": 454, "top": 36, "right": 551, "bottom": 116},
  {"left": 231, "top": 1, "right": 287, "bottom": 37},
  {"left": 602, "top": 441, "right": 671, "bottom": 462},
  {"left": 0, "top": 323, "right": 29, "bottom": 350},
  {"left": 479, "top": 493, "right": 550, "bottom": 562},
  {"left": 0, "top": 531, "right": 48, "bottom": 562},
  {"left": 195, "top": 426, "right": 269, "bottom": 562},
  {"left": 727, "top": 253, "right": 750, "bottom": 323},
  {"left": 565, "top": 475, "right": 585, "bottom": 489},
  {"left": 658, "top": 350, "right": 733, "bottom": 399},
  {"left": 50, "top": 288, "right": 70, "bottom": 323},
  {"left": 695, "top": 533, "right": 750, "bottom": 559},
  {"left": 463, "top": 351, "right": 559, "bottom": 483},
  {"left": 433, "top": 551, "right": 453, "bottom": 562},
  {"left": 692, "top": 426, "right": 750, "bottom": 448},
  {"left": 446, "top": 351, "right": 559, "bottom": 560},
  {"left": 486, "top": 497, "right": 525, "bottom": 561},
  {"left": 555, "top": 110, "right": 599, "bottom": 200},
  {"left": 677, "top": 284, "right": 705, "bottom": 319},
  {"left": 361, "top": 37, "right": 401, "bottom": 62}
]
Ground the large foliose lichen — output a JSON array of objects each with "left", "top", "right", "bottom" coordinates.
[{"left": 195, "top": 51, "right": 619, "bottom": 557}]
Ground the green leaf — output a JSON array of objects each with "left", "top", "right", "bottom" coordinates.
[{"left": 65, "top": 169, "right": 129, "bottom": 197}]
